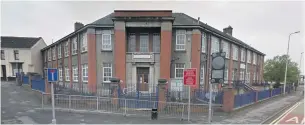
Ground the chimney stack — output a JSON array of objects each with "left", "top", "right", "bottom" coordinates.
[
  {"left": 223, "top": 26, "right": 233, "bottom": 36},
  {"left": 74, "top": 22, "right": 84, "bottom": 31}
]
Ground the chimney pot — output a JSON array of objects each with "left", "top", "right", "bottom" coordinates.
[
  {"left": 74, "top": 22, "right": 84, "bottom": 31},
  {"left": 223, "top": 25, "right": 233, "bottom": 36}
]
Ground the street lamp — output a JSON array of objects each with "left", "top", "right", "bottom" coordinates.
[
  {"left": 283, "top": 31, "right": 300, "bottom": 95},
  {"left": 298, "top": 52, "right": 304, "bottom": 85}
]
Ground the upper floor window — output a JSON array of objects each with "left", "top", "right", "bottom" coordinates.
[
  {"left": 47, "top": 49, "right": 51, "bottom": 61},
  {"left": 58, "top": 45, "right": 62, "bottom": 59},
  {"left": 153, "top": 33, "right": 160, "bottom": 52},
  {"left": 224, "top": 68, "right": 228, "bottom": 83},
  {"left": 240, "top": 69, "right": 245, "bottom": 81},
  {"left": 103, "top": 63, "right": 112, "bottom": 82},
  {"left": 139, "top": 33, "right": 149, "bottom": 52},
  {"left": 72, "top": 37, "right": 78, "bottom": 55},
  {"left": 81, "top": 32, "right": 87, "bottom": 52},
  {"left": 221, "top": 40, "right": 230, "bottom": 58},
  {"left": 232, "top": 44, "right": 238, "bottom": 61},
  {"left": 176, "top": 30, "right": 186, "bottom": 51},
  {"left": 64, "top": 41, "right": 69, "bottom": 57},
  {"left": 59, "top": 68, "right": 63, "bottom": 81},
  {"left": 14, "top": 50, "right": 19, "bottom": 60},
  {"left": 200, "top": 64, "right": 205, "bottom": 85},
  {"left": 201, "top": 33, "right": 206, "bottom": 53},
  {"left": 253, "top": 53, "right": 257, "bottom": 65},
  {"left": 247, "top": 50, "right": 251, "bottom": 63},
  {"left": 1, "top": 50, "right": 5, "bottom": 60},
  {"left": 175, "top": 63, "right": 185, "bottom": 78},
  {"left": 127, "top": 33, "right": 136, "bottom": 52},
  {"left": 65, "top": 67, "right": 70, "bottom": 81},
  {"left": 82, "top": 64, "right": 88, "bottom": 82},
  {"left": 211, "top": 36, "right": 220, "bottom": 54},
  {"left": 241, "top": 48, "right": 246, "bottom": 62},
  {"left": 52, "top": 47, "right": 56, "bottom": 60},
  {"left": 72, "top": 66, "right": 78, "bottom": 82},
  {"left": 101, "top": 30, "right": 112, "bottom": 50}
]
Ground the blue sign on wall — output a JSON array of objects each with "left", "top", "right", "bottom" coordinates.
[{"left": 47, "top": 68, "right": 58, "bottom": 82}]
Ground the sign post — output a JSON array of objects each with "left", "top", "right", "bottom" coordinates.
[
  {"left": 208, "top": 52, "right": 226, "bottom": 123},
  {"left": 183, "top": 68, "right": 197, "bottom": 121},
  {"left": 47, "top": 68, "right": 58, "bottom": 124}
]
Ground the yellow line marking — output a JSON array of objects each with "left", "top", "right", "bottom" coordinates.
[{"left": 269, "top": 102, "right": 301, "bottom": 125}]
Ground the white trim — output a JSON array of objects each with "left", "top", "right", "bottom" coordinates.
[
  {"left": 103, "top": 63, "right": 112, "bottom": 83},
  {"left": 72, "top": 66, "right": 78, "bottom": 82},
  {"left": 175, "top": 63, "right": 185, "bottom": 78},
  {"left": 65, "top": 67, "right": 70, "bottom": 81},
  {"left": 59, "top": 68, "right": 63, "bottom": 81},
  {"left": 81, "top": 32, "right": 87, "bottom": 52},
  {"left": 101, "top": 31, "right": 112, "bottom": 51},
  {"left": 201, "top": 33, "right": 206, "bottom": 53},
  {"left": 82, "top": 64, "right": 88, "bottom": 82},
  {"left": 58, "top": 45, "right": 62, "bottom": 59},
  {"left": 175, "top": 30, "right": 186, "bottom": 51},
  {"left": 72, "top": 37, "right": 78, "bottom": 55}
]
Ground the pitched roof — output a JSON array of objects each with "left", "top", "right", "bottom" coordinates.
[{"left": 1, "top": 36, "right": 41, "bottom": 48}]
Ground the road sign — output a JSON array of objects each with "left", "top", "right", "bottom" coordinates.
[
  {"left": 47, "top": 68, "right": 58, "bottom": 82},
  {"left": 183, "top": 68, "right": 197, "bottom": 86},
  {"left": 211, "top": 52, "right": 226, "bottom": 84}
]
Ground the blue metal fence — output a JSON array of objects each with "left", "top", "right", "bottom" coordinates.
[
  {"left": 234, "top": 91, "right": 256, "bottom": 108},
  {"left": 257, "top": 90, "right": 270, "bottom": 101},
  {"left": 31, "top": 79, "right": 45, "bottom": 92},
  {"left": 272, "top": 88, "right": 281, "bottom": 96},
  {"left": 194, "top": 90, "right": 224, "bottom": 104},
  {"left": 23, "top": 76, "right": 29, "bottom": 84}
]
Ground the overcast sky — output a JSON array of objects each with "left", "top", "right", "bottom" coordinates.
[{"left": 1, "top": 1, "right": 305, "bottom": 73}]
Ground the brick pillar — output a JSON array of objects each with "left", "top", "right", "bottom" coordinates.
[
  {"left": 160, "top": 21, "right": 172, "bottom": 88},
  {"left": 222, "top": 87, "right": 235, "bottom": 112},
  {"left": 114, "top": 21, "right": 126, "bottom": 89},
  {"left": 87, "top": 28, "right": 97, "bottom": 93},
  {"left": 191, "top": 29, "right": 201, "bottom": 89},
  {"left": 157, "top": 79, "right": 167, "bottom": 111}
]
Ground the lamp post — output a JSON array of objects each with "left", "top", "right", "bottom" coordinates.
[
  {"left": 283, "top": 31, "right": 300, "bottom": 95},
  {"left": 298, "top": 52, "right": 304, "bottom": 85}
]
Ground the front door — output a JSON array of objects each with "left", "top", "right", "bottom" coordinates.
[
  {"left": 1, "top": 65, "right": 7, "bottom": 80},
  {"left": 137, "top": 67, "right": 149, "bottom": 91}
]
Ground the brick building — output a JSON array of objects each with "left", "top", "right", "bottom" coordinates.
[{"left": 41, "top": 10, "right": 265, "bottom": 94}]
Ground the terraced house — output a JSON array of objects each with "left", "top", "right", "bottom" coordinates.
[{"left": 41, "top": 10, "right": 265, "bottom": 94}]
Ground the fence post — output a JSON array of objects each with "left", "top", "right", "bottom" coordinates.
[
  {"left": 69, "top": 95, "right": 71, "bottom": 111},
  {"left": 181, "top": 104, "right": 185, "bottom": 120},
  {"left": 255, "top": 91, "right": 258, "bottom": 102},
  {"left": 96, "top": 96, "right": 99, "bottom": 111},
  {"left": 124, "top": 98, "right": 127, "bottom": 116},
  {"left": 41, "top": 93, "right": 44, "bottom": 109}
]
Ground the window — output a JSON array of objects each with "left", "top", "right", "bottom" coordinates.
[
  {"left": 81, "top": 32, "right": 87, "bottom": 52},
  {"left": 200, "top": 64, "right": 205, "bottom": 85},
  {"left": 231, "top": 69, "right": 235, "bottom": 82},
  {"left": 153, "top": 33, "right": 160, "bottom": 52},
  {"left": 14, "top": 50, "right": 19, "bottom": 60},
  {"left": 253, "top": 53, "right": 256, "bottom": 65},
  {"left": 211, "top": 36, "right": 220, "bottom": 54},
  {"left": 246, "top": 71, "right": 250, "bottom": 83},
  {"left": 82, "top": 64, "right": 88, "bottom": 82},
  {"left": 58, "top": 45, "right": 62, "bottom": 59},
  {"left": 64, "top": 41, "right": 69, "bottom": 57},
  {"left": 240, "top": 69, "right": 245, "bottom": 81},
  {"left": 175, "top": 63, "right": 185, "bottom": 78},
  {"left": 176, "top": 30, "right": 186, "bottom": 51},
  {"left": 44, "top": 52, "right": 47, "bottom": 62},
  {"left": 72, "top": 37, "right": 78, "bottom": 55},
  {"left": 232, "top": 45, "right": 238, "bottom": 61},
  {"left": 253, "top": 72, "right": 256, "bottom": 81},
  {"left": 241, "top": 48, "right": 246, "bottom": 62},
  {"left": 102, "top": 30, "right": 112, "bottom": 50},
  {"left": 103, "top": 63, "right": 112, "bottom": 82},
  {"left": 247, "top": 50, "right": 251, "bottom": 63},
  {"left": 72, "top": 66, "right": 78, "bottom": 82},
  {"left": 221, "top": 40, "right": 230, "bottom": 58},
  {"left": 1, "top": 50, "right": 5, "bottom": 60},
  {"left": 128, "top": 33, "right": 136, "bottom": 52},
  {"left": 47, "top": 50, "right": 51, "bottom": 61},
  {"left": 224, "top": 68, "right": 228, "bottom": 83},
  {"left": 59, "top": 68, "right": 63, "bottom": 81},
  {"left": 201, "top": 33, "right": 206, "bottom": 53},
  {"left": 65, "top": 67, "right": 70, "bottom": 81},
  {"left": 52, "top": 47, "right": 56, "bottom": 60},
  {"left": 139, "top": 34, "right": 149, "bottom": 52}
]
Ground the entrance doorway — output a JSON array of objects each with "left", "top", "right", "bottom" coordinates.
[
  {"left": 1, "top": 65, "right": 7, "bottom": 81},
  {"left": 137, "top": 67, "right": 149, "bottom": 91}
]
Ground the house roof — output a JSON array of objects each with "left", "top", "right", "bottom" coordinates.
[
  {"left": 42, "top": 11, "right": 265, "bottom": 55},
  {"left": 1, "top": 36, "right": 41, "bottom": 48}
]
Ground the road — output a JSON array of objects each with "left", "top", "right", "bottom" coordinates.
[{"left": 269, "top": 98, "right": 304, "bottom": 125}]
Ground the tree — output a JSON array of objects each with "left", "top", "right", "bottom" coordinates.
[{"left": 264, "top": 55, "right": 300, "bottom": 84}]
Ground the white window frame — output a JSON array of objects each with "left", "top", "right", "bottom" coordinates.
[
  {"left": 201, "top": 33, "right": 206, "bottom": 53},
  {"left": 153, "top": 33, "right": 160, "bottom": 52},
  {"left": 241, "top": 48, "right": 246, "bottom": 62},
  {"left": 176, "top": 30, "right": 186, "bottom": 51},
  {"left": 139, "top": 33, "right": 149, "bottom": 52},
  {"left": 103, "top": 63, "right": 112, "bottom": 83},
  {"left": 253, "top": 72, "right": 256, "bottom": 81},
  {"left": 246, "top": 71, "right": 250, "bottom": 83},
  {"left": 65, "top": 67, "right": 70, "bottom": 81},
  {"left": 222, "top": 40, "right": 230, "bottom": 58},
  {"left": 82, "top": 64, "right": 88, "bottom": 82},
  {"left": 247, "top": 50, "right": 251, "bottom": 63},
  {"left": 48, "top": 49, "right": 51, "bottom": 61},
  {"left": 72, "top": 66, "right": 78, "bottom": 82},
  {"left": 200, "top": 64, "right": 205, "bottom": 85},
  {"left": 240, "top": 69, "right": 245, "bottom": 81},
  {"left": 58, "top": 45, "right": 62, "bottom": 59},
  {"left": 72, "top": 37, "right": 78, "bottom": 55},
  {"left": 52, "top": 47, "right": 56, "bottom": 60},
  {"left": 224, "top": 69, "right": 228, "bottom": 84},
  {"left": 59, "top": 68, "right": 63, "bottom": 81},
  {"left": 232, "top": 69, "right": 235, "bottom": 82},
  {"left": 64, "top": 42, "right": 69, "bottom": 57},
  {"left": 211, "top": 36, "right": 220, "bottom": 54},
  {"left": 232, "top": 45, "right": 239, "bottom": 61},
  {"left": 102, "top": 30, "right": 112, "bottom": 50},
  {"left": 81, "top": 32, "right": 87, "bottom": 52},
  {"left": 253, "top": 53, "right": 256, "bottom": 65},
  {"left": 175, "top": 63, "right": 185, "bottom": 78}
]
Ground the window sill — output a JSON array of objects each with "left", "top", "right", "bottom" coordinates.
[
  {"left": 101, "top": 49, "right": 112, "bottom": 52},
  {"left": 81, "top": 50, "right": 87, "bottom": 54},
  {"left": 174, "top": 50, "right": 186, "bottom": 53},
  {"left": 72, "top": 53, "right": 78, "bottom": 56}
]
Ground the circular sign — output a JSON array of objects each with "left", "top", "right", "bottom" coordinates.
[{"left": 212, "top": 56, "right": 225, "bottom": 69}]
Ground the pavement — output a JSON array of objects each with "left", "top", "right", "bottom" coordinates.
[{"left": 1, "top": 81, "right": 304, "bottom": 124}]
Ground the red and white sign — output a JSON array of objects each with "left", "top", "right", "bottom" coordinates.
[{"left": 183, "top": 68, "right": 197, "bottom": 86}]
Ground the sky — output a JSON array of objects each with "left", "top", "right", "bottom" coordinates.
[{"left": 1, "top": 0, "right": 305, "bottom": 74}]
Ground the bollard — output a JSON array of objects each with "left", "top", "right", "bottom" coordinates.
[
  {"left": 41, "top": 93, "right": 44, "bottom": 109},
  {"left": 151, "top": 108, "right": 158, "bottom": 120},
  {"left": 96, "top": 96, "right": 99, "bottom": 111}
]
